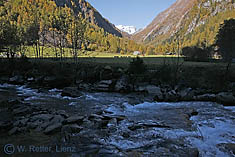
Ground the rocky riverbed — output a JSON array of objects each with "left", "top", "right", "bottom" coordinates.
[{"left": 0, "top": 83, "right": 235, "bottom": 157}]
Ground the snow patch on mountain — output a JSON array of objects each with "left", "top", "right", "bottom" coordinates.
[{"left": 116, "top": 25, "right": 137, "bottom": 34}]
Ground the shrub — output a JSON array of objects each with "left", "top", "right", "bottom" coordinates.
[
  {"left": 128, "top": 56, "right": 146, "bottom": 74},
  {"left": 182, "top": 46, "right": 210, "bottom": 61}
]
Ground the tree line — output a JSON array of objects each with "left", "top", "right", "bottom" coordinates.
[{"left": 0, "top": 0, "right": 156, "bottom": 59}]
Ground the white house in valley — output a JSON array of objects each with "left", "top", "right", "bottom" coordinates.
[{"left": 133, "top": 51, "right": 141, "bottom": 56}]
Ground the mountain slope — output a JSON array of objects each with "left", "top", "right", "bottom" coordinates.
[
  {"left": 54, "top": 0, "right": 122, "bottom": 37},
  {"left": 133, "top": 0, "right": 235, "bottom": 48},
  {"left": 133, "top": 0, "right": 196, "bottom": 43}
]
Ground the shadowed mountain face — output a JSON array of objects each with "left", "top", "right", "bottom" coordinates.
[
  {"left": 54, "top": 0, "right": 122, "bottom": 37},
  {"left": 133, "top": 0, "right": 235, "bottom": 45}
]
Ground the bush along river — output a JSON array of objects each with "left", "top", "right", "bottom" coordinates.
[{"left": 0, "top": 83, "right": 235, "bottom": 157}]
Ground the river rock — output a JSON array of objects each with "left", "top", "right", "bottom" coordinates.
[
  {"left": 78, "top": 82, "right": 92, "bottom": 91},
  {"left": 27, "top": 122, "right": 39, "bottom": 129},
  {"left": 128, "top": 124, "right": 143, "bottom": 131},
  {"left": 113, "top": 68, "right": 124, "bottom": 78},
  {"left": 100, "top": 66, "right": 113, "bottom": 80},
  {"left": 9, "top": 75, "right": 24, "bottom": 84},
  {"left": 13, "top": 118, "right": 29, "bottom": 127},
  {"left": 64, "top": 116, "right": 84, "bottom": 124},
  {"left": 146, "top": 85, "right": 162, "bottom": 95},
  {"left": 195, "top": 94, "right": 216, "bottom": 102},
  {"left": 145, "top": 85, "right": 163, "bottom": 101},
  {"left": 97, "top": 120, "right": 109, "bottom": 129},
  {"left": 27, "top": 77, "right": 34, "bottom": 82},
  {"left": 44, "top": 123, "right": 62, "bottom": 135},
  {"left": 36, "top": 115, "right": 64, "bottom": 131},
  {"left": 102, "top": 114, "right": 125, "bottom": 121},
  {"left": 217, "top": 143, "right": 235, "bottom": 156},
  {"left": 8, "top": 127, "right": 20, "bottom": 135},
  {"left": 137, "top": 85, "right": 161, "bottom": 94},
  {"left": 154, "top": 92, "right": 164, "bottom": 102},
  {"left": 186, "top": 148, "right": 199, "bottom": 157},
  {"left": 179, "top": 88, "right": 195, "bottom": 101},
  {"left": 30, "top": 114, "right": 53, "bottom": 122},
  {"left": 98, "top": 148, "right": 115, "bottom": 155},
  {"left": 114, "top": 75, "right": 130, "bottom": 93},
  {"left": 107, "top": 118, "right": 117, "bottom": 128},
  {"left": 43, "top": 76, "right": 56, "bottom": 82},
  {"left": 165, "top": 90, "right": 180, "bottom": 102},
  {"left": 89, "top": 114, "right": 104, "bottom": 120},
  {"left": 43, "top": 76, "right": 72, "bottom": 88},
  {"left": 96, "top": 80, "right": 113, "bottom": 92},
  {"left": 61, "top": 87, "right": 83, "bottom": 98},
  {"left": 62, "top": 124, "right": 83, "bottom": 133},
  {"left": 13, "top": 106, "right": 32, "bottom": 116},
  {"left": 50, "top": 115, "right": 65, "bottom": 124},
  {"left": 56, "top": 110, "right": 69, "bottom": 118},
  {"left": 216, "top": 92, "right": 235, "bottom": 106},
  {"left": 0, "top": 121, "right": 12, "bottom": 131}
]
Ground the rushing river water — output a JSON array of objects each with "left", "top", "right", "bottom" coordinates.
[{"left": 1, "top": 83, "right": 235, "bottom": 156}]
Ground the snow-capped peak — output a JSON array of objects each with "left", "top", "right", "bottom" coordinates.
[{"left": 116, "top": 25, "right": 137, "bottom": 34}]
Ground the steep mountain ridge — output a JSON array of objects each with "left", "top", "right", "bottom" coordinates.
[
  {"left": 54, "top": 0, "right": 122, "bottom": 37},
  {"left": 133, "top": 0, "right": 235, "bottom": 47},
  {"left": 132, "top": 0, "right": 196, "bottom": 43}
]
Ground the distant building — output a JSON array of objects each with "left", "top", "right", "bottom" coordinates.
[
  {"left": 212, "top": 52, "right": 222, "bottom": 59},
  {"left": 133, "top": 51, "right": 141, "bottom": 56}
]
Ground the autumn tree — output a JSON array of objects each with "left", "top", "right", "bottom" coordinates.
[
  {"left": 67, "top": 12, "right": 86, "bottom": 62},
  {"left": 146, "top": 46, "right": 154, "bottom": 55},
  {"left": 0, "top": 4, "right": 21, "bottom": 59}
]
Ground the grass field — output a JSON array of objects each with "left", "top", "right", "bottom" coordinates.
[
  {"left": 3, "top": 46, "right": 234, "bottom": 70},
  {"left": 22, "top": 46, "right": 181, "bottom": 58}
]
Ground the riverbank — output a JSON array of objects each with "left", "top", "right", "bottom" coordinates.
[{"left": 0, "top": 58, "right": 235, "bottom": 105}]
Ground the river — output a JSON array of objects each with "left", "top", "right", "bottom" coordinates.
[{"left": 0, "top": 83, "right": 235, "bottom": 156}]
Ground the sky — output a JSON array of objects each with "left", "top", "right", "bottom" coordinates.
[{"left": 86, "top": 0, "right": 176, "bottom": 29}]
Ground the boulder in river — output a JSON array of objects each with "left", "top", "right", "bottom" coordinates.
[
  {"left": 61, "top": 87, "right": 83, "bottom": 98},
  {"left": 50, "top": 115, "right": 65, "bottom": 124},
  {"left": 8, "top": 127, "right": 20, "bottom": 135},
  {"left": 195, "top": 94, "right": 216, "bottom": 102},
  {"left": 43, "top": 76, "right": 72, "bottom": 88},
  {"left": 165, "top": 90, "right": 180, "bottom": 102},
  {"left": 64, "top": 116, "right": 84, "bottom": 124},
  {"left": 217, "top": 143, "right": 235, "bottom": 156},
  {"left": 137, "top": 85, "right": 162, "bottom": 95},
  {"left": 12, "top": 106, "right": 32, "bottom": 116},
  {"left": 62, "top": 124, "right": 83, "bottom": 134},
  {"left": 178, "top": 88, "right": 195, "bottom": 101},
  {"left": 95, "top": 80, "right": 113, "bottom": 92},
  {"left": 56, "top": 110, "right": 69, "bottom": 118},
  {"left": 154, "top": 92, "right": 164, "bottom": 102},
  {"left": 100, "top": 66, "right": 113, "bottom": 80},
  {"left": 44, "top": 123, "right": 62, "bottom": 135},
  {"left": 114, "top": 75, "right": 131, "bottom": 93},
  {"left": 146, "top": 85, "right": 162, "bottom": 95},
  {"left": 0, "top": 121, "right": 12, "bottom": 131},
  {"left": 216, "top": 92, "right": 235, "bottom": 106},
  {"left": 30, "top": 114, "right": 54, "bottom": 122},
  {"left": 9, "top": 75, "right": 24, "bottom": 84}
]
